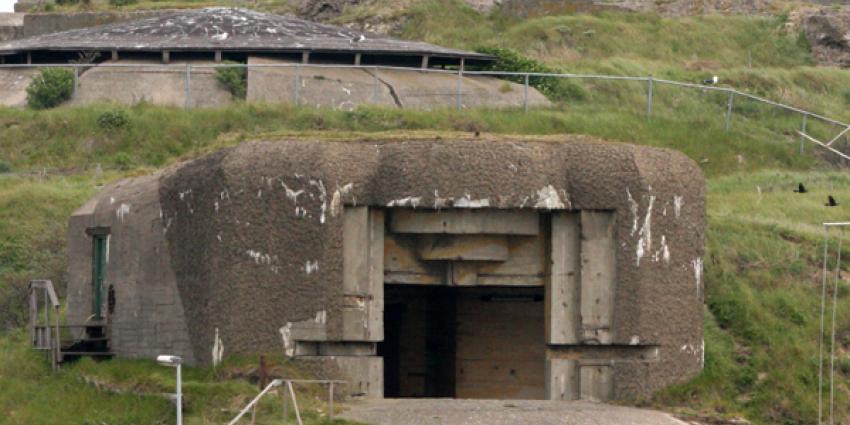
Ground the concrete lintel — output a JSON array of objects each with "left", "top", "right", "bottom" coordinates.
[
  {"left": 545, "top": 345, "right": 660, "bottom": 362},
  {"left": 391, "top": 209, "right": 539, "bottom": 235},
  {"left": 418, "top": 234, "right": 509, "bottom": 261}
]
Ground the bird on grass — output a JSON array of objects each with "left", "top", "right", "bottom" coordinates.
[
  {"left": 826, "top": 195, "right": 839, "bottom": 207},
  {"left": 794, "top": 183, "right": 808, "bottom": 193},
  {"left": 703, "top": 75, "right": 719, "bottom": 85}
]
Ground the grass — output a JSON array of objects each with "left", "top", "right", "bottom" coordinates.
[{"left": 0, "top": 331, "right": 363, "bottom": 425}]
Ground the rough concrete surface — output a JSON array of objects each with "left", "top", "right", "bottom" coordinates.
[
  {"left": 792, "top": 5, "right": 850, "bottom": 68},
  {"left": 71, "top": 59, "right": 232, "bottom": 107},
  {"left": 339, "top": 398, "right": 689, "bottom": 425},
  {"left": 246, "top": 56, "right": 550, "bottom": 110},
  {"left": 0, "top": 67, "right": 36, "bottom": 106}
]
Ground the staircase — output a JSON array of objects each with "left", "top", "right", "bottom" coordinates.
[{"left": 29, "top": 280, "right": 114, "bottom": 369}]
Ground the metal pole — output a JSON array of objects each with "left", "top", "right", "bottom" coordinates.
[
  {"left": 819, "top": 230, "right": 829, "bottom": 425},
  {"left": 725, "top": 92, "right": 734, "bottom": 132},
  {"left": 287, "top": 381, "right": 304, "bottom": 425},
  {"left": 800, "top": 114, "right": 808, "bottom": 155},
  {"left": 72, "top": 66, "right": 78, "bottom": 100},
  {"left": 176, "top": 363, "right": 183, "bottom": 425},
  {"left": 294, "top": 65, "right": 300, "bottom": 106},
  {"left": 523, "top": 74, "right": 529, "bottom": 113},
  {"left": 456, "top": 58, "right": 464, "bottom": 111},
  {"left": 373, "top": 66, "right": 380, "bottom": 103},
  {"left": 328, "top": 381, "right": 334, "bottom": 420},
  {"left": 646, "top": 77, "right": 653, "bottom": 119},
  {"left": 184, "top": 64, "right": 191, "bottom": 109},
  {"left": 829, "top": 237, "right": 841, "bottom": 425}
]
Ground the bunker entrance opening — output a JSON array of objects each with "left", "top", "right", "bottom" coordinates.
[{"left": 379, "top": 284, "right": 545, "bottom": 399}]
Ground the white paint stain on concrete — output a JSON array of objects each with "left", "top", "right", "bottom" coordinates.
[
  {"left": 179, "top": 189, "right": 192, "bottom": 201},
  {"left": 212, "top": 327, "right": 224, "bottom": 367},
  {"left": 455, "top": 194, "right": 489, "bottom": 208},
  {"left": 629, "top": 335, "right": 640, "bottom": 345},
  {"left": 246, "top": 249, "right": 272, "bottom": 265},
  {"left": 310, "top": 179, "right": 328, "bottom": 224},
  {"left": 387, "top": 196, "right": 422, "bottom": 208},
  {"left": 305, "top": 260, "right": 319, "bottom": 275},
  {"left": 433, "top": 190, "right": 449, "bottom": 210},
  {"left": 280, "top": 323, "right": 294, "bottom": 357},
  {"left": 534, "top": 185, "right": 565, "bottom": 209},
  {"left": 330, "top": 183, "right": 354, "bottom": 217},
  {"left": 673, "top": 195, "right": 684, "bottom": 218},
  {"left": 635, "top": 195, "right": 655, "bottom": 266},
  {"left": 116, "top": 203, "right": 131, "bottom": 223},
  {"left": 653, "top": 235, "right": 670, "bottom": 264},
  {"left": 692, "top": 257, "right": 703, "bottom": 298}
]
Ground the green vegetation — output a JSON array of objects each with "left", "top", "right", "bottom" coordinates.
[
  {"left": 216, "top": 62, "right": 248, "bottom": 100},
  {"left": 0, "top": 330, "right": 363, "bottom": 424},
  {"left": 26, "top": 68, "right": 75, "bottom": 110}
]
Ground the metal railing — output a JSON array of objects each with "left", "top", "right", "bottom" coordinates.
[
  {"left": 227, "top": 378, "right": 345, "bottom": 425},
  {"left": 2, "top": 62, "right": 850, "bottom": 160}
]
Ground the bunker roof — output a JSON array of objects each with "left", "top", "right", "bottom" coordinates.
[{"left": 0, "top": 8, "right": 493, "bottom": 63}]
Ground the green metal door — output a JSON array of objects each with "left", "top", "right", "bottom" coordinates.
[{"left": 92, "top": 235, "right": 107, "bottom": 320}]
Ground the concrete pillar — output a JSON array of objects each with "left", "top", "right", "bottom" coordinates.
[
  {"left": 421, "top": 55, "right": 429, "bottom": 69},
  {"left": 301, "top": 51, "right": 310, "bottom": 64},
  {"left": 214, "top": 50, "right": 222, "bottom": 63},
  {"left": 111, "top": 50, "right": 118, "bottom": 61},
  {"left": 342, "top": 207, "right": 384, "bottom": 341},
  {"left": 26, "top": 52, "right": 31, "bottom": 64},
  {"left": 545, "top": 359, "right": 579, "bottom": 400},
  {"left": 579, "top": 211, "right": 616, "bottom": 344},
  {"left": 162, "top": 51, "right": 170, "bottom": 64},
  {"left": 354, "top": 53, "right": 361, "bottom": 66},
  {"left": 547, "top": 212, "right": 581, "bottom": 344}
]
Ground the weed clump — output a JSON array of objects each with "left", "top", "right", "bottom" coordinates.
[
  {"left": 216, "top": 62, "right": 247, "bottom": 100},
  {"left": 26, "top": 68, "right": 74, "bottom": 110},
  {"left": 97, "top": 110, "right": 130, "bottom": 130}
]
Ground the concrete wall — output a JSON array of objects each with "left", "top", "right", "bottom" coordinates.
[
  {"left": 0, "top": 13, "right": 24, "bottom": 41},
  {"left": 246, "top": 56, "right": 551, "bottom": 110},
  {"left": 0, "top": 67, "right": 36, "bottom": 106},
  {"left": 22, "top": 10, "right": 177, "bottom": 38},
  {"left": 67, "top": 137, "right": 705, "bottom": 400},
  {"left": 72, "top": 59, "right": 232, "bottom": 108}
]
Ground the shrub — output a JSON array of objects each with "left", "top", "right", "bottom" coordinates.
[
  {"left": 97, "top": 110, "right": 130, "bottom": 130},
  {"left": 113, "top": 152, "right": 133, "bottom": 170},
  {"left": 26, "top": 68, "right": 74, "bottom": 109},
  {"left": 0, "top": 160, "right": 10, "bottom": 174},
  {"left": 109, "top": 0, "right": 137, "bottom": 5},
  {"left": 474, "top": 47, "right": 586, "bottom": 102},
  {"left": 215, "top": 62, "right": 247, "bottom": 100}
]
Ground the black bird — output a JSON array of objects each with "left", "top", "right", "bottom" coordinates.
[
  {"left": 474, "top": 131, "right": 480, "bottom": 137},
  {"left": 794, "top": 183, "right": 807, "bottom": 193},
  {"left": 703, "top": 75, "right": 719, "bottom": 85},
  {"left": 826, "top": 195, "right": 839, "bottom": 207}
]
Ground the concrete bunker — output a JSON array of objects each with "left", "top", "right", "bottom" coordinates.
[{"left": 65, "top": 137, "right": 705, "bottom": 402}]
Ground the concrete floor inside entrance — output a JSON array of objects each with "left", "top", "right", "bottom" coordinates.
[{"left": 379, "top": 285, "right": 545, "bottom": 399}]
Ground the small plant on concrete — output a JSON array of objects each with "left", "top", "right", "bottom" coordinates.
[
  {"left": 215, "top": 62, "right": 247, "bottom": 100},
  {"left": 97, "top": 110, "right": 130, "bottom": 130},
  {"left": 26, "top": 68, "right": 74, "bottom": 110}
]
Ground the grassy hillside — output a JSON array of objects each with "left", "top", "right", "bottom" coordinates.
[{"left": 3, "top": 3, "right": 850, "bottom": 425}]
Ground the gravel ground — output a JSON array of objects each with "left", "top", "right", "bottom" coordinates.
[{"left": 339, "top": 398, "right": 690, "bottom": 425}]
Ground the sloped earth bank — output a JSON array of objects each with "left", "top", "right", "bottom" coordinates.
[{"left": 340, "top": 399, "right": 690, "bottom": 425}]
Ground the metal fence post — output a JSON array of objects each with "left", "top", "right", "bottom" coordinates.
[
  {"left": 456, "top": 65, "right": 463, "bottom": 111},
  {"left": 646, "top": 76, "right": 653, "bottom": 119},
  {"left": 294, "top": 64, "right": 301, "bottom": 105},
  {"left": 725, "top": 92, "right": 735, "bottom": 132},
  {"left": 523, "top": 74, "right": 530, "bottom": 113},
  {"left": 72, "top": 66, "right": 78, "bottom": 100},
  {"left": 373, "top": 66, "right": 380, "bottom": 103},
  {"left": 800, "top": 113, "right": 808, "bottom": 155},
  {"left": 184, "top": 63, "right": 191, "bottom": 109},
  {"left": 328, "top": 382, "right": 334, "bottom": 420}
]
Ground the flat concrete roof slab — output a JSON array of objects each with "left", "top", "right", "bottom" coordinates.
[
  {"left": 340, "top": 399, "right": 689, "bottom": 425},
  {"left": 0, "top": 7, "right": 492, "bottom": 60}
]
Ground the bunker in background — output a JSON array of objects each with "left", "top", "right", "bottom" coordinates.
[
  {"left": 66, "top": 137, "right": 705, "bottom": 402},
  {"left": 0, "top": 8, "right": 550, "bottom": 109}
]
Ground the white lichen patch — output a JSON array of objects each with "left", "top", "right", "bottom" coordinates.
[
  {"left": 305, "top": 260, "right": 319, "bottom": 275},
  {"left": 653, "top": 235, "right": 670, "bottom": 264},
  {"left": 692, "top": 257, "right": 703, "bottom": 298},
  {"left": 246, "top": 249, "right": 272, "bottom": 265},
  {"left": 635, "top": 195, "right": 656, "bottom": 266},
  {"left": 330, "top": 183, "right": 354, "bottom": 217},
  {"left": 212, "top": 327, "right": 224, "bottom": 367},
  {"left": 673, "top": 195, "right": 684, "bottom": 218},
  {"left": 115, "top": 203, "right": 131, "bottom": 223},
  {"left": 629, "top": 335, "right": 640, "bottom": 345},
  {"left": 627, "top": 188, "right": 639, "bottom": 236},
  {"left": 387, "top": 196, "right": 422, "bottom": 208},
  {"left": 534, "top": 185, "right": 565, "bottom": 209}
]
